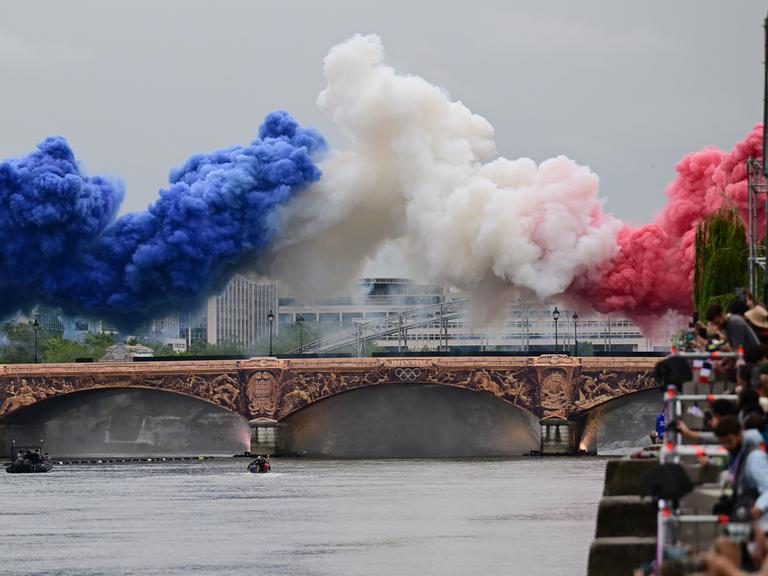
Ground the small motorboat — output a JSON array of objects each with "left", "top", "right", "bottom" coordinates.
[
  {"left": 5, "top": 448, "right": 54, "bottom": 474},
  {"left": 247, "top": 455, "right": 271, "bottom": 474}
]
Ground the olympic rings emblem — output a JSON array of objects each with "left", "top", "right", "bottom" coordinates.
[{"left": 394, "top": 367, "right": 422, "bottom": 381}]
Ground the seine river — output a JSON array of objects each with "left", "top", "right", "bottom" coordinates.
[{"left": 1, "top": 457, "right": 605, "bottom": 576}]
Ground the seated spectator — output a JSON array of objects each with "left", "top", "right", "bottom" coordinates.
[
  {"left": 739, "top": 389, "right": 763, "bottom": 421},
  {"left": 743, "top": 290, "right": 768, "bottom": 345},
  {"left": 707, "top": 303, "right": 761, "bottom": 355},
  {"left": 737, "top": 364, "right": 754, "bottom": 394},
  {"left": 677, "top": 398, "right": 739, "bottom": 444},
  {"left": 714, "top": 416, "right": 768, "bottom": 526},
  {"left": 743, "top": 412, "right": 768, "bottom": 447}
]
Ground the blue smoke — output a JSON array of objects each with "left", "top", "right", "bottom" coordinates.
[{"left": 0, "top": 111, "right": 325, "bottom": 326}]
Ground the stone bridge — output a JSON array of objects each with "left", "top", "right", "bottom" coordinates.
[{"left": 0, "top": 355, "right": 659, "bottom": 454}]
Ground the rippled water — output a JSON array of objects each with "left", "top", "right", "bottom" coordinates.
[{"left": 1, "top": 458, "right": 605, "bottom": 576}]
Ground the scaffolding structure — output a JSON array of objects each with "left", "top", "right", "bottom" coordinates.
[{"left": 748, "top": 157, "right": 768, "bottom": 297}]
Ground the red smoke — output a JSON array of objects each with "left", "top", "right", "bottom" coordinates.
[{"left": 572, "top": 124, "right": 764, "bottom": 319}]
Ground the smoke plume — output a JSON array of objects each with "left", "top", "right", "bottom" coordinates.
[
  {"left": 0, "top": 34, "right": 762, "bottom": 330},
  {"left": 0, "top": 111, "right": 325, "bottom": 325},
  {"left": 573, "top": 124, "right": 763, "bottom": 319},
  {"left": 269, "top": 34, "right": 621, "bottom": 304},
  {"left": 270, "top": 34, "right": 762, "bottom": 328}
]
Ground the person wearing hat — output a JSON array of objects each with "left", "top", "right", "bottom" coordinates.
[
  {"left": 706, "top": 302, "right": 761, "bottom": 355},
  {"left": 746, "top": 304, "right": 768, "bottom": 345}
]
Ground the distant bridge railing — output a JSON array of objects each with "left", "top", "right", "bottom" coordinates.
[{"left": 290, "top": 298, "right": 471, "bottom": 355}]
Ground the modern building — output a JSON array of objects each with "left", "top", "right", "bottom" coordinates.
[
  {"left": 31, "top": 306, "right": 117, "bottom": 341},
  {"left": 150, "top": 274, "right": 278, "bottom": 351},
  {"left": 35, "top": 306, "right": 64, "bottom": 337},
  {"left": 278, "top": 278, "right": 666, "bottom": 353},
  {"left": 278, "top": 278, "right": 446, "bottom": 325}
]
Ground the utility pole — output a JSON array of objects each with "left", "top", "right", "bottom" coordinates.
[{"left": 763, "top": 11, "right": 768, "bottom": 299}]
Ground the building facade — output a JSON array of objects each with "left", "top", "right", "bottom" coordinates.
[
  {"left": 278, "top": 278, "right": 666, "bottom": 353},
  {"left": 150, "top": 274, "right": 278, "bottom": 351}
]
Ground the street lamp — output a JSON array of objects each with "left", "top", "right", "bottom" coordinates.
[
  {"left": 31, "top": 316, "right": 40, "bottom": 363},
  {"left": 297, "top": 314, "right": 305, "bottom": 355},
  {"left": 267, "top": 310, "right": 274, "bottom": 355},
  {"left": 572, "top": 312, "right": 579, "bottom": 356},
  {"left": 552, "top": 307, "right": 560, "bottom": 352}
]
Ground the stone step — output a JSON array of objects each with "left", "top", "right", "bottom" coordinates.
[
  {"left": 587, "top": 537, "right": 656, "bottom": 576},
  {"left": 682, "top": 485, "right": 722, "bottom": 515},
  {"left": 603, "top": 458, "right": 659, "bottom": 496},
  {"left": 595, "top": 496, "right": 656, "bottom": 538}
]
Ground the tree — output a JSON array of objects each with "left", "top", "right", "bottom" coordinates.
[
  {"left": 0, "top": 321, "right": 48, "bottom": 363},
  {"left": 185, "top": 339, "right": 245, "bottom": 356},
  {"left": 43, "top": 336, "right": 89, "bottom": 363},
  {"left": 84, "top": 332, "right": 115, "bottom": 360},
  {"left": 141, "top": 340, "right": 178, "bottom": 356},
  {"left": 694, "top": 208, "right": 749, "bottom": 317},
  {"left": 251, "top": 321, "right": 323, "bottom": 355}
]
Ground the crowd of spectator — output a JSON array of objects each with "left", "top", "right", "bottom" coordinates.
[{"left": 663, "top": 291, "right": 768, "bottom": 574}]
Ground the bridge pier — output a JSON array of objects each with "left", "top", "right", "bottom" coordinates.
[
  {"left": 539, "top": 417, "right": 586, "bottom": 455},
  {"left": 0, "top": 423, "right": 47, "bottom": 458},
  {"left": 249, "top": 418, "right": 286, "bottom": 456}
]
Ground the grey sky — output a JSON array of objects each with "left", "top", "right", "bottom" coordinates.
[{"left": 0, "top": 0, "right": 764, "bottom": 231}]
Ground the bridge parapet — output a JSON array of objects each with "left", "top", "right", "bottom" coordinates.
[{"left": 0, "top": 355, "right": 659, "bottom": 425}]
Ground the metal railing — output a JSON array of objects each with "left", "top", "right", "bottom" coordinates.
[
  {"left": 289, "top": 298, "right": 471, "bottom": 355},
  {"left": 748, "top": 157, "right": 767, "bottom": 296},
  {"left": 655, "top": 351, "right": 743, "bottom": 573}
]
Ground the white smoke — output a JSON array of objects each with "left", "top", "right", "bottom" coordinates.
[{"left": 270, "top": 34, "right": 620, "bottom": 304}]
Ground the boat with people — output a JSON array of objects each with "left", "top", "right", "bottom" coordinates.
[
  {"left": 5, "top": 446, "right": 54, "bottom": 474},
  {"left": 247, "top": 455, "right": 271, "bottom": 474}
]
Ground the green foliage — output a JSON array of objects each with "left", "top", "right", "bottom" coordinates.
[
  {"left": 694, "top": 208, "right": 749, "bottom": 317},
  {"left": 0, "top": 321, "right": 50, "bottom": 363},
  {"left": 251, "top": 321, "right": 322, "bottom": 355},
  {"left": 185, "top": 339, "right": 244, "bottom": 356},
  {"left": 141, "top": 340, "right": 178, "bottom": 356},
  {"left": 84, "top": 332, "right": 115, "bottom": 360},
  {"left": 0, "top": 322, "right": 116, "bottom": 364},
  {"left": 43, "top": 336, "right": 89, "bottom": 363}
]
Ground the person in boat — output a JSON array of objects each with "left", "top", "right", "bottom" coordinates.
[{"left": 249, "top": 455, "right": 270, "bottom": 473}]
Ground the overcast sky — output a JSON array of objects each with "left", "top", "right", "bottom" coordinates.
[{"left": 0, "top": 1, "right": 764, "bottom": 230}]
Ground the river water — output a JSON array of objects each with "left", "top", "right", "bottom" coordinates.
[{"left": 1, "top": 457, "right": 605, "bottom": 576}]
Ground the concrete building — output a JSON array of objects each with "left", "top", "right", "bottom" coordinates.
[
  {"left": 206, "top": 274, "right": 278, "bottom": 349},
  {"left": 150, "top": 274, "right": 278, "bottom": 351},
  {"left": 278, "top": 278, "right": 446, "bottom": 325},
  {"left": 30, "top": 306, "right": 117, "bottom": 342},
  {"left": 279, "top": 278, "right": 666, "bottom": 353}
]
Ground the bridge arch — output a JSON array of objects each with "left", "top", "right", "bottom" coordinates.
[
  {"left": 278, "top": 382, "right": 541, "bottom": 457},
  {"left": 572, "top": 386, "right": 663, "bottom": 419},
  {"left": 0, "top": 385, "right": 251, "bottom": 456},
  {"left": 273, "top": 375, "right": 541, "bottom": 423},
  {"left": 575, "top": 388, "right": 663, "bottom": 453},
  {"left": 0, "top": 383, "right": 245, "bottom": 423}
]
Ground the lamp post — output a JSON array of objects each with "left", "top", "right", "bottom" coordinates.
[
  {"left": 297, "top": 314, "right": 305, "bottom": 355},
  {"left": 572, "top": 312, "right": 579, "bottom": 356},
  {"left": 267, "top": 310, "right": 274, "bottom": 356},
  {"left": 31, "top": 316, "right": 40, "bottom": 363},
  {"left": 552, "top": 307, "right": 560, "bottom": 352}
]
